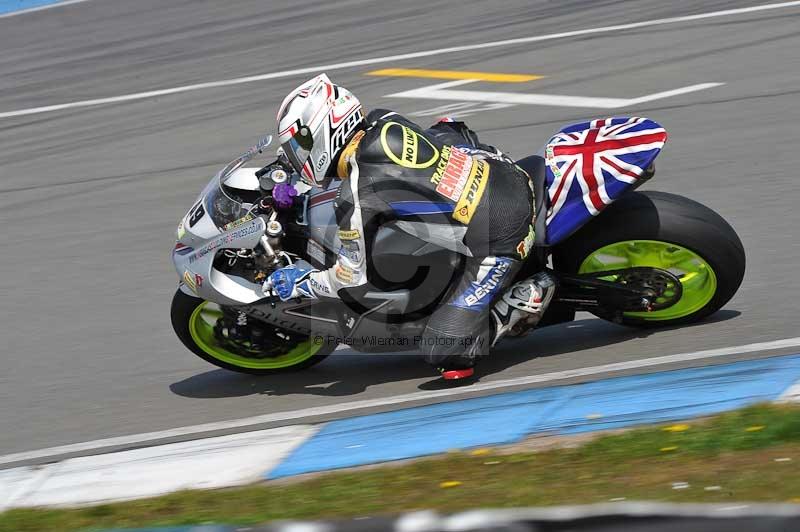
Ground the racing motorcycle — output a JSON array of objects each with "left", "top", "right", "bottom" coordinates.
[{"left": 170, "top": 117, "right": 745, "bottom": 375}]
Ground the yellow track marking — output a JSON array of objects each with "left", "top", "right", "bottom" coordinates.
[{"left": 367, "top": 68, "right": 543, "bottom": 83}]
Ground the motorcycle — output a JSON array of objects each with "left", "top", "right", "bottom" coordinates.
[{"left": 170, "top": 117, "right": 745, "bottom": 375}]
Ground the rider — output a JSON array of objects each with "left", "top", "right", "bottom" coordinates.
[{"left": 265, "top": 74, "right": 556, "bottom": 379}]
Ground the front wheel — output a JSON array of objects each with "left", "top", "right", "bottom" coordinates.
[
  {"left": 170, "top": 290, "right": 334, "bottom": 374},
  {"left": 554, "top": 191, "right": 745, "bottom": 327}
]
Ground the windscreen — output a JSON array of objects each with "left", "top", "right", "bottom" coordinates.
[
  {"left": 203, "top": 135, "right": 273, "bottom": 229},
  {"left": 205, "top": 177, "right": 248, "bottom": 229}
]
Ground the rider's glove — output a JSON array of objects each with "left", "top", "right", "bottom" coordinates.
[{"left": 264, "top": 265, "right": 318, "bottom": 301}]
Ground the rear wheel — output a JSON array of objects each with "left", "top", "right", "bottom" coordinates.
[
  {"left": 171, "top": 290, "right": 333, "bottom": 374},
  {"left": 554, "top": 191, "right": 745, "bottom": 327}
]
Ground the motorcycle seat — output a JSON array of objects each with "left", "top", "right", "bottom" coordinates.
[{"left": 514, "top": 155, "right": 549, "bottom": 246}]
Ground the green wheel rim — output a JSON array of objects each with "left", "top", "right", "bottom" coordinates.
[
  {"left": 188, "top": 302, "right": 323, "bottom": 369},
  {"left": 578, "top": 240, "right": 718, "bottom": 321}
]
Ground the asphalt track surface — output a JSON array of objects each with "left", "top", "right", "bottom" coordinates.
[{"left": 1, "top": 0, "right": 800, "bottom": 458}]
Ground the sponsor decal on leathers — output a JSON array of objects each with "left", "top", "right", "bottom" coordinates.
[
  {"left": 516, "top": 225, "right": 535, "bottom": 259},
  {"left": 338, "top": 240, "right": 361, "bottom": 263},
  {"left": 430, "top": 145, "right": 472, "bottom": 202},
  {"left": 453, "top": 257, "right": 512, "bottom": 310},
  {"left": 380, "top": 122, "right": 439, "bottom": 169},
  {"left": 336, "top": 130, "right": 365, "bottom": 177},
  {"left": 335, "top": 264, "right": 355, "bottom": 284},
  {"left": 308, "top": 276, "right": 331, "bottom": 295},
  {"left": 452, "top": 160, "right": 489, "bottom": 225},
  {"left": 338, "top": 229, "right": 360, "bottom": 240}
]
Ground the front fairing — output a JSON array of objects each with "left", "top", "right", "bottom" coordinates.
[
  {"left": 173, "top": 170, "right": 267, "bottom": 305},
  {"left": 173, "top": 215, "right": 267, "bottom": 305},
  {"left": 172, "top": 136, "right": 273, "bottom": 305}
]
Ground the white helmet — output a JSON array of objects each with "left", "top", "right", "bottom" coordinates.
[{"left": 277, "top": 74, "right": 364, "bottom": 187}]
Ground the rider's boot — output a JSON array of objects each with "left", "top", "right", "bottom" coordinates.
[
  {"left": 432, "top": 335, "right": 484, "bottom": 381},
  {"left": 491, "top": 271, "right": 557, "bottom": 344},
  {"left": 435, "top": 346, "right": 480, "bottom": 380},
  {"left": 435, "top": 272, "right": 556, "bottom": 380}
]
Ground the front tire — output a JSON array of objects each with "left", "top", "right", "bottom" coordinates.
[
  {"left": 554, "top": 191, "right": 745, "bottom": 327},
  {"left": 170, "top": 290, "right": 334, "bottom": 374}
]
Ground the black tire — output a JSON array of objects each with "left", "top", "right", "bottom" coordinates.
[
  {"left": 170, "top": 289, "right": 334, "bottom": 375},
  {"left": 553, "top": 191, "right": 745, "bottom": 328}
]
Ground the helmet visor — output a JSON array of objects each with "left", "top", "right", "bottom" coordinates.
[{"left": 282, "top": 126, "right": 314, "bottom": 180}]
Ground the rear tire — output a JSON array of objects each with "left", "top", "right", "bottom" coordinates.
[
  {"left": 171, "top": 289, "right": 334, "bottom": 374},
  {"left": 553, "top": 191, "right": 745, "bottom": 327}
]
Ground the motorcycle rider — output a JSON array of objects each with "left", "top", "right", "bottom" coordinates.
[{"left": 265, "top": 74, "right": 555, "bottom": 379}]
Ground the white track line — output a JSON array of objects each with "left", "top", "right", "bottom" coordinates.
[
  {"left": 0, "top": 425, "right": 318, "bottom": 510},
  {"left": 625, "top": 83, "right": 726, "bottom": 105},
  {"left": 1, "top": 337, "right": 799, "bottom": 467},
  {"left": 1, "top": 1, "right": 799, "bottom": 119},
  {"left": 388, "top": 81, "right": 724, "bottom": 109},
  {"left": 0, "top": 0, "right": 94, "bottom": 19}
]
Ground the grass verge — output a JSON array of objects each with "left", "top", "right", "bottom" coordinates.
[{"left": 3, "top": 403, "right": 800, "bottom": 532}]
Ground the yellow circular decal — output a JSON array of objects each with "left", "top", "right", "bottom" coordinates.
[{"left": 380, "top": 122, "right": 439, "bottom": 169}]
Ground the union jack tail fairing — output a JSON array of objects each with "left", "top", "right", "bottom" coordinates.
[{"left": 543, "top": 117, "right": 667, "bottom": 244}]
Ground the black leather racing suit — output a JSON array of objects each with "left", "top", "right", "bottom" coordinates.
[{"left": 305, "top": 110, "right": 537, "bottom": 370}]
